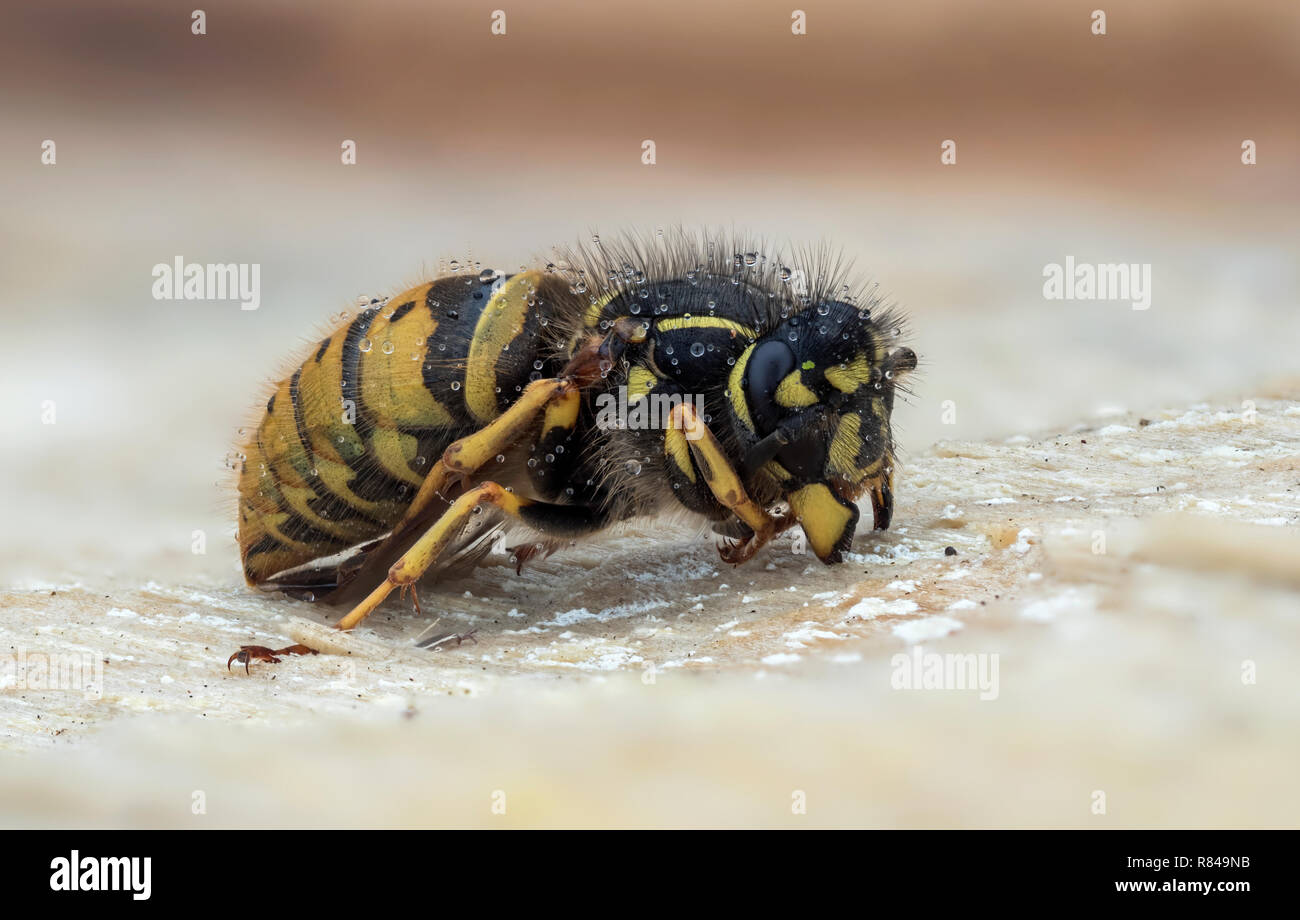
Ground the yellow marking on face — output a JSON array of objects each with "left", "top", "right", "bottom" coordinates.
[
  {"left": 663, "top": 424, "right": 698, "bottom": 483},
  {"left": 626, "top": 365, "right": 657, "bottom": 404},
  {"left": 764, "top": 461, "right": 791, "bottom": 481},
  {"left": 655, "top": 316, "right": 756, "bottom": 339},
  {"left": 728, "top": 343, "right": 757, "bottom": 432},
  {"left": 828, "top": 412, "right": 862, "bottom": 476},
  {"left": 788, "top": 483, "right": 855, "bottom": 560},
  {"left": 824, "top": 353, "right": 873, "bottom": 393},
  {"left": 465, "top": 271, "right": 542, "bottom": 423},
  {"left": 827, "top": 411, "right": 882, "bottom": 485},
  {"left": 774, "top": 370, "right": 818, "bottom": 408}
]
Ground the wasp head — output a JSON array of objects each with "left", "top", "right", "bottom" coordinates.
[{"left": 734, "top": 302, "right": 916, "bottom": 563}]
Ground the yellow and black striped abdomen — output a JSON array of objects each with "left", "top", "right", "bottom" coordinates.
[{"left": 237, "top": 269, "right": 566, "bottom": 587}]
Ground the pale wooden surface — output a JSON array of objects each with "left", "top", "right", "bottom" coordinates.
[{"left": 3, "top": 387, "right": 1297, "bottom": 827}]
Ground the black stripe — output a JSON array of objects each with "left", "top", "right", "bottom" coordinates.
[
  {"left": 254, "top": 428, "right": 287, "bottom": 504},
  {"left": 314, "top": 337, "right": 331, "bottom": 362},
  {"left": 389, "top": 300, "right": 415, "bottom": 323},
  {"left": 288, "top": 367, "right": 310, "bottom": 455},
  {"left": 339, "top": 308, "right": 379, "bottom": 432},
  {"left": 253, "top": 421, "right": 346, "bottom": 545},
  {"left": 276, "top": 510, "right": 355, "bottom": 551},
  {"left": 245, "top": 534, "right": 284, "bottom": 560},
  {"left": 338, "top": 306, "right": 426, "bottom": 503},
  {"left": 287, "top": 367, "right": 390, "bottom": 531},
  {"left": 247, "top": 429, "right": 360, "bottom": 580},
  {"left": 243, "top": 534, "right": 289, "bottom": 580},
  {"left": 419, "top": 281, "right": 476, "bottom": 426},
  {"left": 245, "top": 434, "right": 324, "bottom": 568},
  {"left": 303, "top": 491, "right": 388, "bottom": 530},
  {"left": 266, "top": 393, "right": 276, "bottom": 414}
]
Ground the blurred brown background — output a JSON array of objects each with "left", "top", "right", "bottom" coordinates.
[{"left": 1, "top": 0, "right": 1296, "bottom": 580}]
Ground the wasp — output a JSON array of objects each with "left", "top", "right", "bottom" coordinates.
[{"left": 233, "top": 230, "right": 916, "bottom": 665}]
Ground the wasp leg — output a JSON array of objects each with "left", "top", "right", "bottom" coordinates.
[
  {"left": 667, "top": 403, "right": 795, "bottom": 565},
  {"left": 387, "top": 321, "right": 644, "bottom": 546},
  {"left": 385, "top": 377, "right": 571, "bottom": 546},
  {"left": 526, "top": 387, "right": 583, "bottom": 499},
  {"left": 663, "top": 404, "right": 729, "bottom": 519},
  {"left": 335, "top": 484, "right": 615, "bottom": 631},
  {"left": 227, "top": 496, "right": 614, "bottom": 664},
  {"left": 336, "top": 483, "right": 526, "bottom": 630}
]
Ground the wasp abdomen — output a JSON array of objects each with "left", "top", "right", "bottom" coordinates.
[{"left": 237, "top": 271, "right": 563, "bottom": 586}]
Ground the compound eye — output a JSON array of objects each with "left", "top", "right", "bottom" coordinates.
[{"left": 744, "top": 340, "right": 795, "bottom": 435}]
